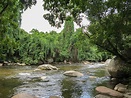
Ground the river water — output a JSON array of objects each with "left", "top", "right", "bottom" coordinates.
[{"left": 0, "top": 63, "right": 116, "bottom": 98}]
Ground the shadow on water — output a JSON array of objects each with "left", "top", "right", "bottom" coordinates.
[{"left": 61, "top": 77, "right": 82, "bottom": 98}]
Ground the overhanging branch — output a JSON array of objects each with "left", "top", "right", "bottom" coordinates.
[
  {"left": 107, "top": 39, "right": 127, "bottom": 61},
  {"left": 0, "top": 3, "right": 8, "bottom": 16}
]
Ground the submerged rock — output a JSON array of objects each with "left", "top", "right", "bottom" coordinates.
[
  {"left": 49, "top": 96, "right": 60, "bottom": 98},
  {"left": 82, "top": 61, "right": 91, "bottom": 65},
  {"left": 95, "top": 86, "right": 124, "bottom": 97},
  {"left": 40, "top": 76, "right": 49, "bottom": 82},
  {"left": 63, "top": 70, "right": 83, "bottom": 77},
  {"left": 37, "top": 64, "right": 58, "bottom": 70},
  {"left": 11, "top": 93, "right": 37, "bottom": 98}
]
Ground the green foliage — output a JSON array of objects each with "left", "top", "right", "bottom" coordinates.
[
  {"left": 0, "top": 0, "right": 112, "bottom": 64},
  {"left": 17, "top": 29, "right": 60, "bottom": 64},
  {"left": 16, "top": 23, "right": 111, "bottom": 65},
  {"left": 0, "top": 0, "right": 20, "bottom": 61},
  {"left": 0, "top": 0, "right": 36, "bottom": 62},
  {"left": 43, "top": 0, "right": 131, "bottom": 63}
]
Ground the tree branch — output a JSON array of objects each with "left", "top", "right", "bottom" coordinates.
[
  {"left": 95, "top": 42, "right": 116, "bottom": 55},
  {"left": 0, "top": 3, "right": 8, "bottom": 16},
  {"left": 107, "top": 39, "right": 127, "bottom": 61}
]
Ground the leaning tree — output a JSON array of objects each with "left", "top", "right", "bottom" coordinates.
[
  {"left": 43, "top": 0, "right": 131, "bottom": 64},
  {"left": 0, "top": 0, "right": 36, "bottom": 61}
]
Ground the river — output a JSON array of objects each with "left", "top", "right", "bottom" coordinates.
[{"left": 0, "top": 63, "right": 119, "bottom": 98}]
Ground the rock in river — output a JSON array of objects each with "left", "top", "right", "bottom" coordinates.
[
  {"left": 40, "top": 76, "right": 49, "bottom": 82},
  {"left": 49, "top": 96, "right": 60, "bottom": 98},
  {"left": 114, "top": 83, "right": 128, "bottom": 93},
  {"left": 37, "top": 64, "right": 58, "bottom": 70},
  {"left": 95, "top": 86, "right": 124, "bottom": 98},
  {"left": 11, "top": 93, "right": 37, "bottom": 98},
  {"left": 107, "top": 56, "right": 131, "bottom": 78},
  {"left": 63, "top": 70, "right": 83, "bottom": 77}
]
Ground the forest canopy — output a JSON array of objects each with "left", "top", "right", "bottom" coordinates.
[
  {"left": 0, "top": 0, "right": 130, "bottom": 64},
  {"left": 43, "top": 0, "right": 131, "bottom": 63}
]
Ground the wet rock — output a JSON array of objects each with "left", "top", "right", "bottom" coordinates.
[
  {"left": 40, "top": 76, "right": 49, "bottom": 82},
  {"left": 11, "top": 93, "right": 37, "bottom": 98},
  {"left": 107, "top": 56, "right": 131, "bottom": 78},
  {"left": 0, "top": 63, "right": 3, "bottom": 66},
  {"left": 111, "top": 78, "right": 116, "bottom": 81},
  {"left": 63, "top": 70, "right": 83, "bottom": 77},
  {"left": 96, "top": 86, "right": 124, "bottom": 98},
  {"left": 33, "top": 68, "right": 42, "bottom": 71},
  {"left": 16, "top": 63, "right": 26, "bottom": 66},
  {"left": 95, "top": 94, "right": 111, "bottom": 98},
  {"left": 18, "top": 72, "right": 31, "bottom": 76},
  {"left": 37, "top": 64, "right": 58, "bottom": 70},
  {"left": 105, "top": 59, "right": 111, "bottom": 66},
  {"left": 114, "top": 83, "right": 128, "bottom": 93},
  {"left": 49, "top": 96, "right": 60, "bottom": 98},
  {"left": 124, "top": 92, "right": 131, "bottom": 98},
  {"left": 82, "top": 61, "right": 90, "bottom": 65}
]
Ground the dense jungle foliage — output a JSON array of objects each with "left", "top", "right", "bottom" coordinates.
[
  {"left": 1, "top": 0, "right": 130, "bottom": 65},
  {"left": 0, "top": 16, "right": 111, "bottom": 65},
  {"left": 43, "top": 0, "right": 131, "bottom": 64},
  {"left": 0, "top": 0, "right": 111, "bottom": 65}
]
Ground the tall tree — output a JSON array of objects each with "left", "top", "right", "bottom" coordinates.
[{"left": 0, "top": 0, "right": 36, "bottom": 62}]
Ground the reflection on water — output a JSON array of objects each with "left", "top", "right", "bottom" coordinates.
[
  {"left": 61, "top": 78, "right": 82, "bottom": 98},
  {"left": 0, "top": 78, "right": 22, "bottom": 98},
  {"left": 0, "top": 63, "right": 114, "bottom": 98}
]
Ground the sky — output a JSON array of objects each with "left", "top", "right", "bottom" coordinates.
[{"left": 21, "top": 0, "right": 89, "bottom": 33}]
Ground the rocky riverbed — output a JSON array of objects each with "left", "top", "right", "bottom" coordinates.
[{"left": 0, "top": 63, "right": 130, "bottom": 98}]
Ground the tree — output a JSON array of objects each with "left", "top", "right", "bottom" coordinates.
[
  {"left": 0, "top": 0, "right": 36, "bottom": 62},
  {"left": 43, "top": 0, "right": 131, "bottom": 63},
  {"left": 60, "top": 17, "right": 76, "bottom": 62}
]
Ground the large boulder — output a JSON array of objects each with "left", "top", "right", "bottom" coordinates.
[
  {"left": 11, "top": 93, "right": 37, "bottom": 98},
  {"left": 96, "top": 86, "right": 124, "bottom": 98},
  {"left": 106, "top": 56, "right": 131, "bottom": 78},
  {"left": 63, "top": 70, "right": 83, "bottom": 77},
  {"left": 37, "top": 64, "right": 58, "bottom": 70}
]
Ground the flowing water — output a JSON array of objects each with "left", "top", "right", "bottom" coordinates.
[{"left": 0, "top": 63, "right": 117, "bottom": 98}]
